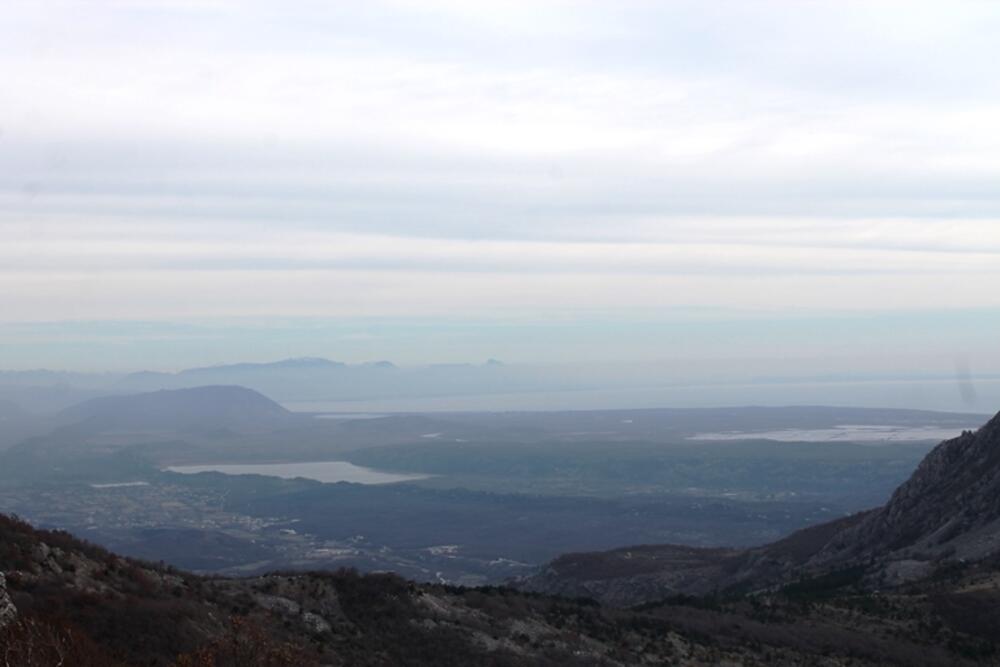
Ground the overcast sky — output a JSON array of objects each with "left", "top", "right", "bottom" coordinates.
[{"left": 2, "top": 1, "right": 999, "bottom": 373}]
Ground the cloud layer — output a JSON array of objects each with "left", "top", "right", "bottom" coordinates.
[{"left": 1, "top": 1, "right": 999, "bottom": 370}]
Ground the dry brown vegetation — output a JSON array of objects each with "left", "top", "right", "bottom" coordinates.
[{"left": 3, "top": 511, "right": 1000, "bottom": 666}]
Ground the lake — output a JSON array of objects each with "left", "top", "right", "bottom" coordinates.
[
  {"left": 165, "top": 461, "right": 430, "bottom": 485},
  {"left": 687, "top": 424, "right": 975, "bottom": 443}
]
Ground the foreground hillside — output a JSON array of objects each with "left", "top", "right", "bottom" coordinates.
[{"left": 3, "top": 511, "right": 1000, "bottom": 666}]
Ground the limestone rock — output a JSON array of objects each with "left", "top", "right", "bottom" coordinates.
[{"left": 0, "top": 572, "right": 17, "bottom": 628}]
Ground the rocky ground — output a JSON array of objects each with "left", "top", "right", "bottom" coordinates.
[{"left": 3, "top": 510, "right": 1000, "bottom": 666}]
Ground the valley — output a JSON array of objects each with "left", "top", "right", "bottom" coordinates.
[{"left": 0, "top": 386, "right": 980, "bottom": 586}]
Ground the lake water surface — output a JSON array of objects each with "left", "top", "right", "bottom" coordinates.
[
  {"left": 687, "top": 424, "right": 975, "bottom": 443},
  {"left": 166, "top": 461, "right": 429, "bottom": 485}
]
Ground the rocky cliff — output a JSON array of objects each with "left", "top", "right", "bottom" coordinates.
[
  {"left": 0, "top": 572, "right": 15, "bottom": 628},
  {"left": 812, "top": 413, "right": 1000, "bottom": 567}
]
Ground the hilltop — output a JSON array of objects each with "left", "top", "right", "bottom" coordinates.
[{"left": 54, "top": 385, "right": 295, "bottom": 433}]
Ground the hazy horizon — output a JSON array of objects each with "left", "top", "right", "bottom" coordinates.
[
  {"left": 2, "top": 353, "right": 997, "bottom": 414},
  {"left": 3, "top": 1, "right": 999, "bottom": 398}
]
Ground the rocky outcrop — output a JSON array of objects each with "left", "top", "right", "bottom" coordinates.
[
  {"left": 812, "top": 413, "right": 1000, "bottom": 566},
  {"left": 0, "top": 572, "right": 16, "bottom": 628}
]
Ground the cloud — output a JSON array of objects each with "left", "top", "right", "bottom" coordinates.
[
  {"left": 3, "top": 218, "right": 1000, "bottom": 273},
  {"left": 2, "top": 1, "right": 1000, "bottom": 368}
]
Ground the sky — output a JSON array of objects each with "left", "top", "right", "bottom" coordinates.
[{"left": 1, "top": 1, "right": 999, "bottom": 377}]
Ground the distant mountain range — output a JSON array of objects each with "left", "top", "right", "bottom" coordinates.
[
  {"left": 124, "top": 357, "right": 349, "bottom": 382},
  {"left": 115, "top": 357, "right": 513, "bottom": 394},
  {"left": 0, "top": 358, "right": 534, "bottom": 412},
  {"left": 3, "top": 358, "right": 999, "bottom": 414}
]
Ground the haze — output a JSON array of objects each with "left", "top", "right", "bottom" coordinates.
[{"left": 1, "top": 1, "right": 999, "bottom": 405}]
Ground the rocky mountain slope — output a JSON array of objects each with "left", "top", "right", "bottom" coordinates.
[
  {"left": 0, "top": 572, "right": 15, "bottom": 629},
  {"left": 812, "top": 416, "right": 1000, "bottom": 566},
  {"left": 5, "top": 510, "right": 1000, "bottom": 665},
  {"left": 520, "top": 411, "right": 1000, "bottom": 606}
]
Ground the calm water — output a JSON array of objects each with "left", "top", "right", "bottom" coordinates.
[
  {"left": 688, "top": 424, "right": 976, "bottom": 443},
  {"left": 166, "top": 461, "right": 429, "bottom": 485}
]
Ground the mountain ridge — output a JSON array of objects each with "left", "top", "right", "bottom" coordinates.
[
  {"left": 55, "top": 385, "right": 295, "bottom": 432},
  {"left": 810, "top": 412, "right": 1000, "bottom": 566}
]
